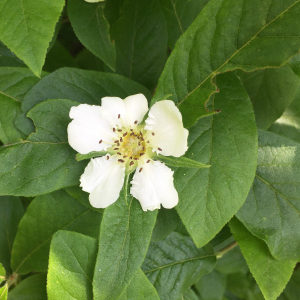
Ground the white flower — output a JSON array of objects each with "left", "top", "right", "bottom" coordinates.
[{"left": 67, "top": 94, "right": 189, "bottom": 211}]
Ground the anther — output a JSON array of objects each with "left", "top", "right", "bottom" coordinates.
[
  {"left": 129, "top": 161, "right": 134, "bottom": 166},
  {"left": 113, "top": 128, "right": 116, "bottom": 132},
  {"left": 123, "top": 132, "right": 128, "bottom": 137},
  {"left": 140, "top": 153, "right": 145, "bottom": 156},
  {"left": 123, "top": 156, "right": 127, "bottom": 158},
  {"left": 107, "top": 156, "right": 109, "bottom": 160},
  {"left": 117, "top": 152, "right": 121, "bottom": 155},
  {"left": 134, "top": 120, "right": 138, "bottom": 124},
  {"left": 152, "top": 132, "right": 155, "bottom": 136},
  {"left": 139, "top": 168, "right": 143, "bottom": 173},
  {"left": 130, "top": 157, "right": 132, "bottom": 160},
  {"left": 147, "top": 141, "right": 150, "bottom": 143},
  {"left": 99, "top": 140, "right": 102, "bottom": 144},
  {"left": 120, "top": 137, "right": 123, "bottom": 142},
  {"left": 158, "top": 148, "right": 162, "bottom": 151},
  {"left": 141, "top": 137, "right": 144, "bottom": 141},
  {"left": 134, "top": 158, "right": 139, "bottom": 160},
  {"left": 130, "top": 129, "right": 133, "bottom": 131},
  {"left": 146, "top": 160, "right": 150, "bottom": 163},
  {"left": 138, "top": 142, "right": 141, "bottom": 146},
  {"left": 118, "top": 159, "right": 125, "bottom": 163},
  {"left": 118, "top": 114, "right": 121, "bottom": 119},
  {"left": 140, "top": 131, "right": 143, "bottom": 136},
  {"left": 130, "top": 133, "right": 133, "bottom": 136},
  {"left": 114, "top": 148, "right": 119, "bottom": 150},
  {"left": 143, "top": 147, "right": 145, "bottom": 151},
  {"left": 117, "top": 143, "right": 120, "bottom": 146},
  {"left": 118, "top": 129, "right": 122, "bottom": 132},
  {"left": 114, "top": 140, "right": 119, "bottom": 143}
]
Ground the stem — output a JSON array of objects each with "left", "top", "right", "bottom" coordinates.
[
  {"left": 123, "top": 171, "right": 132, "bottom": 206},
  {"left": 216, "top": 241, "right": 238, "bottom": 259}
]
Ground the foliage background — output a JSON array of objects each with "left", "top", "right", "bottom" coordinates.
[{"left": 0, "top": 0, "right": 300, "bottom": 299}]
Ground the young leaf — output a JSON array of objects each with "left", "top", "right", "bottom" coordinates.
[
  {"left": 153, "top": 154, "right": 210, "bottom": 168},
  {"left": 194, "top": 270, "right": 226, "bottom": 300},
  {"left": 142, "top": 232, "right": 216, "bottom": 299},
  {"left": 0, "top": 0, "right": 65, "bottom": 77},
  {"left": 47, "top": 231, "right": 97, "bottom": 300},
  {"left": 153, "top": 0, "right": 300, "bottom": 128},
  {"left": 119, "top": 269, "right": 160, "bottom": 300},
  {"left": 230, "top": 217, "right": 296, "bottom": 300},
  {"left": 18, "top": 68, "right": 151, "bottom": 136},
  {"left": 0, "top": 99, "right": 87, "bottom": 197},
  {"left": 237, "top": 65, "right": 300, "bottom": 130},
  {"left": 151, "top": 207, "right": 181, "bottom": 242},
  {"left": 8, "top": 273, "right": 47, "bottom": 300},
  {"left": 111, "top": 0, "right": 168, "bottom": 90},
  {"left": 237, "top": 130, "right": 300, "bottom": 261},
  {"left": 11, "top": 190, "right": 102, "bottom": 274},
  {"left": 269, "top": 87, "right": 300, "bottom": 143},
  {"left": 0, "top": 197, "right": 24, "bottom": 273},
  {"left": 93, "top": 187, "right": 157, "bottom": 300},
  {"left": 68, "top": 0, "right": 116, "bottom": 71},
  {"left": 174, "top": 72, "right": 257, "bottom": 248},
  {"left": 160, "top": 0, "right": 209, "bottom": 49}
]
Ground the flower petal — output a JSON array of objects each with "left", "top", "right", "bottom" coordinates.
[
  {"left": 80, "top": 155, "right": 125, "bottom": 208},
  {"left": 145, "top": 100, "right": 188, "bottom": 157},
  {"left": 101, "top": 94, "right": 148, "bottom": 128},
  {"left": 130, "top": 160, "right": 178, "bottom": 211},
  {"left": 68, "top": 104, "right": 117, "bottom": 154}
]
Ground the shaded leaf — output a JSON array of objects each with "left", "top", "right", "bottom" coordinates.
[
  {"left": 142, "top": 232, "right": 216, "bottom": 300},
  {"left": 0, "top": 197, "right": 24, "bottom": 273},
  {"left": 8, "top": 273, "right": 47, "bottom": 300},
  {"left": 237, "top": 130, "right": 300, "bottom": 261},
  {"left": 112, "top": 0, "right": 168, "bottom": 90},
  {"left": 237, "top": 65, "right": 300, "bottom": 130},
  {"left": 11, "top": 190, "right": 101, "bottom": 274}
]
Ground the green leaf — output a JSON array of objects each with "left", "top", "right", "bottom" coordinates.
[
  {"left": 0, "top": 197, "right": 24, "bottom": 273},
  {"left": 237, "top": 65, "right": 300, "bottom": 130},
  {"left": 226, "top": 272, "right": 264, "bottom": 300},
  {"left": 65, "top": 186, "right": 103, "bottom": 213},
  {"left": 43, "top": 41, "right": 79, "bottom": 73},
  {"left": 76, "top": 151, "right": 109, "bottom": 161},
  {"left": 153, "top": 154, "right": 210, "bottom": 168},
  {"left": 142, "top": 232, "right": 216, "bottom": 299},
  {"left": 111, "top": 0, "right": 168, "bottom": 91},
  {"left": 153, "top": 0, "right": 300, "bottom": 128},
  {"left": 183, "top": 289, "right": 199, "bottom": 300},
  {"left": 75, "top": 49, "right": 105, "bottom": 72},
  {"left": 47, "top": 231, "right": 97, "bottom": 300},
  {"left": 0, "top": 67, "right": 44, "bottom": 143},
  {"left": 237, "top": 130, "right": 300, "bottom": 261},
  {"left": 0, "top": 99, "right": 87, "bottom": 197},
  {"left": 0, "top": 0, "right": 65, "bottom": 76},
  {"left": 269, "top": 87, "right": 300, "bottom": 143},
  {"left": 174, "top": 72, "right": 257, "bottom": 248},
  {"left": 230, "top": 217, "right": 296, "bottom": 300},
  {"left": 194, "top": 270, "right": 226, "bottom": 300},
  {"left": 160, "top": 0, "right": 209, "bottom": 49},
  {"left": 119, "top": 269, "right": 160, "bottom": 300},
  {"left": 8, "top": 273, "right": 47, "bottom": 300},
  {"left": 93, "top": 187, "right": 157, "bottom": 300},
  {"left": 18, "top": 68, "right": 151, "bottom": 136},
  {"left": 11, "top": 190, "right": 102, "bottom": 274},
  {"left": 151, "top": 207, "right": 181, "bottom": 242},
  {"left": 68, "top": 0, "right": 116, "bottom": 71}
]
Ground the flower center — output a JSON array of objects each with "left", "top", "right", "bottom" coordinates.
[{"left": 109, "top": 122, "right": 154, "bottom": 170}]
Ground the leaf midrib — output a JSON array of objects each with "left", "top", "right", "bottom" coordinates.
[{"left": 177, "top": 0, "right": 300, "bottom": 108}]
